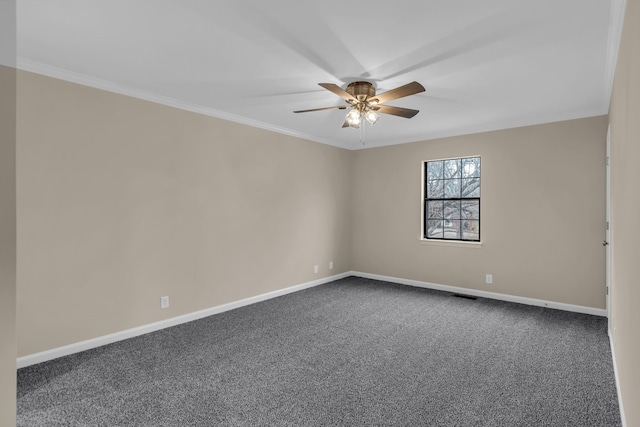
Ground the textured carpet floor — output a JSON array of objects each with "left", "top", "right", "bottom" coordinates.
[{"left": 17, "top": 277, "right": 621, "bottom": 426}]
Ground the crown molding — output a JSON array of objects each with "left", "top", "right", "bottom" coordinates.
[
  {"left": 16, "top": 57, "right": 611, "bottom": 152},
  {"left": 365, "top": 108, "right": 608, "bottom": 150},
  {"left": 16, "top": 58, "right": 347, "bottom": 149}
]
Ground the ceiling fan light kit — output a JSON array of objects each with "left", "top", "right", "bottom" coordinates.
[
  {"left": 346, "top": 109, "right": 362, "bottom": 128},
  {"left": 364, "top": 110, "right": 379, "bottom": 125},
  {"left": 294, "top": 81, "right": 425, "bottom": 131}
]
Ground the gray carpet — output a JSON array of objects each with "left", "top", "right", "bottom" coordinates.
[{"left": 17, "top": 277, "right": 621, "bottom": 426}]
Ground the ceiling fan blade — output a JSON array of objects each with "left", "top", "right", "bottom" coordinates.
[
  {"left": 376, "top": 104, "right": 420, "bottom": 118},
  {"left": 318, "top": 83, "right": 356, "bottom": 102},
  {"left": 369, "top": 81, "right": 425, "bottom": 104},
  {"left": 293, "top": 105, "right": 347, "bottom": 113}
]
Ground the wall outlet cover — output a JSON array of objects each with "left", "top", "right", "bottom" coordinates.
[{"left": 160, "top": 296, "right": 169, "bottom": 309}]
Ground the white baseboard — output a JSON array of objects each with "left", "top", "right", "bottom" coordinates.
[
  {"left": 609, "top": 329, "right": 627, "bottom": 427},
  {"left": 17, "top": 270, "right": 608, "bottom": 368},
  {"left": 351, "top": 271, "right": 607, "bottom": 317},
  {"left": 16, "top": 272, "right": 351, "bottom": 369}
]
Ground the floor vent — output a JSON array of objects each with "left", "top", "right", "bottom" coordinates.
[{"left": 452, "top": 293, "right": 477, "bottom": 300}]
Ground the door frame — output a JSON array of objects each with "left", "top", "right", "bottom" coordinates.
[{"left": 606, "top": 125, "right": 611, "bottom": 329}]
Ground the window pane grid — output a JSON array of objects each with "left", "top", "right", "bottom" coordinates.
[{"left": 424, "top": 157, "right": 480, "bottom": 242}]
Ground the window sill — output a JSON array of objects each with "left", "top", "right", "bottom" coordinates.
[{"left": 419, "top": 239, "right": 483, "bottom": 249}]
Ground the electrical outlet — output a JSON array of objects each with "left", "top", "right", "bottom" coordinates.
[
  {"left": 314, "top": 265, "right": 319, "bottom": 274},
  {"left": 329, "top": 261, "right": 334, "bottom": 270},
  {"left": 485, "top": 274, "right": 493, "bottom": 284},
  {"left": 160, "top": 296, "right": 169, "bottom": 309}
]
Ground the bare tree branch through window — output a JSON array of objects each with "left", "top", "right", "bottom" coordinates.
[{"left": 424, "top": 157, "right": 480, "bottom": 241}]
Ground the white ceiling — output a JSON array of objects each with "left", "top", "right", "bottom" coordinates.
[{"left": 16, "top": 0, "right": 623, "bottom": 149}]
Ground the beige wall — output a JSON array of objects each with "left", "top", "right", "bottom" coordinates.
[
  {"left": 0, "top": 65, "right": 17, "bottom": 427},
  {"left": 609, "top": 0, "right": 640, "bottom": 424},
  {"left": 351, "top": 116, "right": 608, "bottom": 309},
  {"left": 16, "top": 71, "right": 352, "bottom": 356}
]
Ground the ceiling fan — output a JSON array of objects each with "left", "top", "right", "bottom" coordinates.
[{"left": 294, "top": 81, "right": 425, "bottom": 128}]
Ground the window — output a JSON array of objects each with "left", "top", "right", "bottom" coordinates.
[{"left": 423, "top": 156, "right": 480, "bottom": 241}]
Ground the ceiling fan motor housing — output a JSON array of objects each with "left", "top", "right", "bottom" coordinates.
[{"left": 346, "top": 81, "right": 375, "bottom": 102}]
